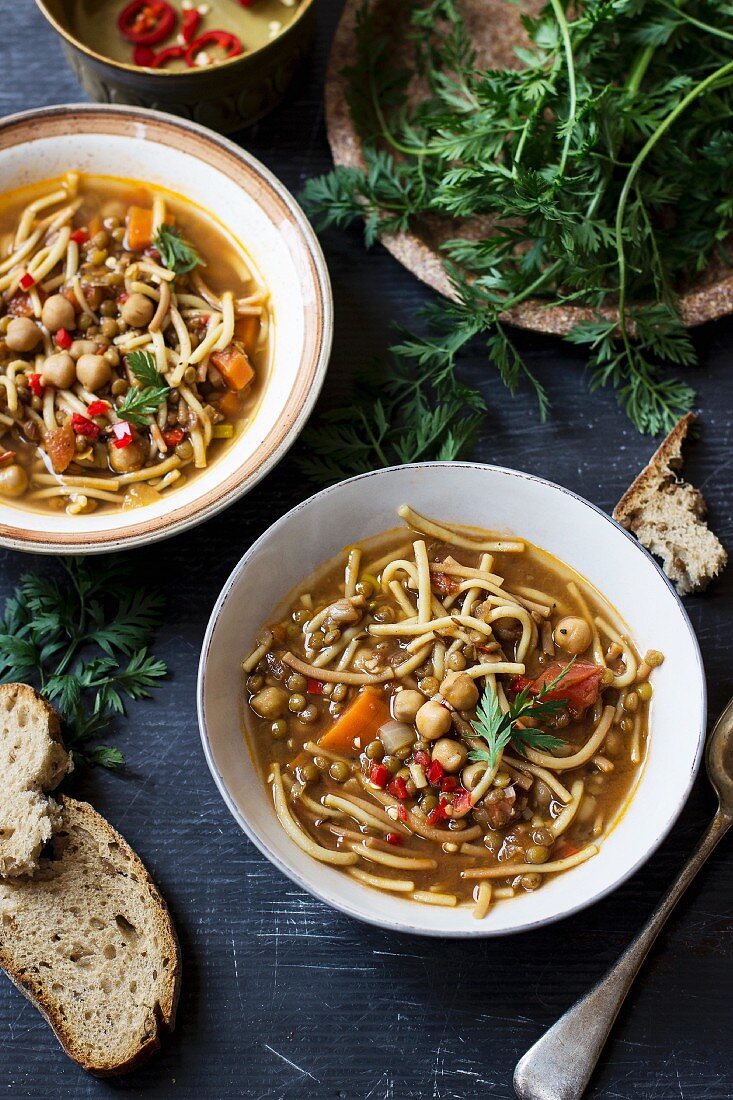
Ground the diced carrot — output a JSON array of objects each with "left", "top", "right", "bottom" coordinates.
[
  {"left": 317, "top": 687, "right": 390, "bottom": 756},
  {"left": 217, "top": 390, "right": 242, "bottom": 419},
  {"left": 126, "top": 205, "right": 154, "bottom": 251},
  {"left": 234, "top": 314, "right": 261, "bottom": 357},
  {"left": 210, "top": 343, "right": 254, "bottom": 391}
]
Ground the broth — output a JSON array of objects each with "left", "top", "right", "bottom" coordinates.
[
  {"left": 242, "top": 506, "right": 662, "bottom": 918},
  {"left": 68, "top": 1, "right": 304, "bottom": 70},
  {"left": 0, "top": 172, "right": 271, "bottom": 515}
]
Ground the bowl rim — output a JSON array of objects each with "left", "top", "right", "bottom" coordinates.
[
  {"left": 197, "top": 460, "right": 707, "bottom": 938},
  {"left": 0, "top": 102, "right": 333, "bottom": 555},
  {"left": 33, "top": 0, "right": 316, "bottom": 78}
]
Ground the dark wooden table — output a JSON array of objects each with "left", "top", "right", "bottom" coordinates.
[{"left": 1, "top": 4, "right": 732, "bottom": 1098}]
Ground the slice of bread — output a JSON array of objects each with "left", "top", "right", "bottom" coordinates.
[
  {"left": 0, "top": 683, "right": 73, "bottom": 878},
  {"left": 0, "top": 796, "right": 181, "bottom": 1075},
  {"left": 614, "top": 413, "right": 727, "bottom": 595}
]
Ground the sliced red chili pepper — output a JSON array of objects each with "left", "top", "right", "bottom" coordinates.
[
  {"left": 451, "top": 787, "right": 472, "bottom": 814},
  {"left": 133, "top": 44, "right": 157, "bottom": 66},
  {"left": 426, "top": 759, "right": 444, "bottom": 785},
  {"left": 397, "top": 804, "right": 408, "bottom": 822},
  {"left": 162, "top": 427, "right": 184, "bottom": 446},
  {"left": 149, "top": 45, "right": 186, "bottom": 68},
  {"left": 19, "top": 273, "right": 35, "bottom": 291},
  {"left": 440, "top": 776, "right": 458, "bottom": 792},
  {"left": 181, "top": 8, "right": 201, "bottom": 44},
  {"left": 426, "top": 804, "right": 448, "bottom": 826},
  {"left": 306, "top": 678, "right": 324, "bottom": 696},
  {"left": 55, "top": 327, "right": 73, "bottom": 350},
  {"left": 387, "top": 776, "right": 409, "bottom": 800},
  {"left": 413, "top": 749, "right": 430, "bottom": 767},
  {"left": 386, "top": 833, "right": 403, "bottom": 847},
  {"left": 70, "top": 228, "right": 89, "bottom": 245},
  {"left": 369, "top": 763, "right": 389, "bottom": 789},
  {"left": 29, "top": 374, "right": 44, "bottom": 398},
  {"left": 71, "top": 413, "right": 101, "bottom": 439},
  {"left": 111, "top": 421, "right": 135, "bottom": 449},
  {"left": 86, "top": 400, "right": 109, "bottom": 417},
  {"left": 185, "top": 30, "right": 243, "bottom": 68},
  {"left": 118, "top": 0, "right": 176, "bottom": 46}
]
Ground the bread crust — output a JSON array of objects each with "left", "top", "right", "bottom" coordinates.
[
  {"left": 613, "top": 412, "right": 696, "bottom": 524},
  {"left": 0, "top": 796, "right": 181, "bottom": 1076}
]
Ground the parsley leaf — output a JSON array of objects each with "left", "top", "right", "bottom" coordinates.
[
  {"left": 301, "top": 0, "right": 733, "bottom": 442},
  {"left": 118, "top": 351, "right": 170, "bottom": 428},
  {"left": 127, "top": 349, "right": 167, "bottom": 390},
  {"left": 0, "top": 558, "right": 167, "bottom": 768},
  {"left": 468, "top": 661, "right": 574, "bottom": 769},
  {"left": 154, "top": 224, "right": 203, "bottom": 275}
]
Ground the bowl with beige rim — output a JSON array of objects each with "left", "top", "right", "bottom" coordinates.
[
  {"left": 0, "top": 104, "right": 332, "bottom": 554},
  {"left": 198, "top": 462, "right": 706, "bottom": 937}
]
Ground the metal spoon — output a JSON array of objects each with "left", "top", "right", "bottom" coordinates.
[{"left": 513, "top": 696, "right": 733, "bottom": 1100}]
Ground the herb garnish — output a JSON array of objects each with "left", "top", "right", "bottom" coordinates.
[
  {"left": 119, "top": 350, "right": 170, "bottom": 427},
  {"left": 468, "top": 662, "right": 573, "bottom": 770},
  {"left": 154, "top": 224, "right": 203, "bottom": 275},
  {"left": 302, "top": 0, "right": 733, "bottom": 460},
  {"left": 0, "top": 559, "right": 167, "bottom": 768}
]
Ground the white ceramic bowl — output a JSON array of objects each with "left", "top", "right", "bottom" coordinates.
[
  {"left": 198, "top": 463, "right": 706, "bottom": 937},
  {"left": 0, "top": 104, "right": 332, "bottom": 553}
]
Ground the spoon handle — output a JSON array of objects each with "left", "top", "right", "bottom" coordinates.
[{"left": 513, "top": 809, "right": 732, "bottom": 1100}]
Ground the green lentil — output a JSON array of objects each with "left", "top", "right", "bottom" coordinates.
[
  {"left": 270, "top": 719, "right": 288, "bottom": 739},
  {"left": 329, "top": 762, "right": 350, "bottom": 782},
  {"left": 288, "top": 693, "right": 307, "bottom": 714},
  {"left": 365, "top": 740, "right": 384, "bottom": 761},
  {"left": 286, "top": 673, "right": 307, "bottom": 692}
]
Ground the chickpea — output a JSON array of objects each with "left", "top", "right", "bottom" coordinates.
[
  {"left": 120, "top": 292, "right": 155, "bottom": 329},
  {"left": 41, "top": 294, "right": 75, "bottom": 333},
  {"left": 431, "top": 737, "right": 468, "bottom": 773},
  {"left": 76, "top": 354, "right": 112, "bottom": 391},
  {"left": 0, "top": 463, "right": 28, "bottom": 498},
  {"left": 69, "top": 338, "right": 99, "bottom": 360},
  {"left": 40, "top": 352, "right": 76, "bottom": 389},
  {"left": 440, "top": 670, "right": 479, "bottom": 711},
  {"left": 554, "top": 615, "right": 593, "bottom": 655},
  {"left": 108, "top": 439, "right": 145, "bottom": 473},
  {"left": 6, "top": 317, "right": 42, "bottom": 353},
  {"left": 392, "top": 688, "right": 425, "bottom": 723},
  {"left": 250, "top": 686, "right": 289, "bottom": 720},
  {"left": 415, "top": 699, "right": 452, "bottom": 741}
]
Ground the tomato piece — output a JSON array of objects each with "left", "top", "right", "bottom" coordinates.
[
  {"left": 44, "top": 425, "right": 75, "bottom": 473},
  {"left": 511, "top": 659, "right": 604, "bottom": 712},
  {"left": 431, "top": 571, "right": 458, "bottom": 596}
]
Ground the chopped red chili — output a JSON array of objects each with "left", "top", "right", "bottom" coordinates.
[
  {"left": 133, "top": 44, "right": 157, "bottom": 66},
  {"left": 149, "top": 45, "right": 186, "bottom": 68},
  {"left": 306, "top": 678, "right": 324, "bottom": 695},
  {"left": 426, "top": 759, "right": 444, "bottom": 785},
  {"left": 118, "top": 0, "right": 176, "bottom": 46},
  {"left": 111, "top": 421, "right": 135, "bottom": 449},
  {"left": 28, "top": 374, "right": 44, "bottom": 398},
  {"left": 386, "top": 833, "right": 403, "bottom": 847},
  {"left": 55, "top": 328, "right": 73, "bottom": 350},
  {"left": 19, "top": 273, "right": 35, "bottom": 291},
  {"left": 387, "top": 776, "right": 409, "bottom": 800},
  {"left": 413, "top": 749, "right": 430, "bottom": 767},
  {"left": 452, "top": 787, "right": 472, "bottom": 814},
  {"left": 162, "top": 427, "right": 184, "bottom": 446},
  {"left": 86, "top": 400, "right": 109, "bottom": 417},
  {"left": 440, "top": 776, "right": 458, "bottom": 792},
  {"left": 71, "top": 413, "right": 101, "bottom": 439},
  {"left": 426, "top": 803, "right": 448, "bottom": 826},
  {"left": 369, "top": 763, "right": 389, "bottom": 789},
  {"left": 185, "top": 30, "right": 243, "bottom": 68},
  {"left": 397, "top": 804, "right": 408, "bottom": 822},
  {"left": 70, "top": 228, "right": 89, "bottom": 245},
  {"left": 181, "top": 8, "right": 201, "bottom": 44}
]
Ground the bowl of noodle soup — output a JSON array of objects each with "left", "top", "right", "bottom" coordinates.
[
  {"left": 198, "top": 462, "right": 705, "bottom": 936},
  {"left": 0, "top": 104, "right": 331, "bottom": 553}
]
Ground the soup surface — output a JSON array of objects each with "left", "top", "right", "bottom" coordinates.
[
  {"left": 243, "top": 506, "right": 662, "bottom": 918},
  {"left": 68, "top": 0, "right": 304, "bottom": 71},
  {"left": 0, "top": 172, "right": 270, "bottom": 515}
]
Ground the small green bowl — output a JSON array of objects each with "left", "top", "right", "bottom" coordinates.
[{"left": 34, "top": 0, "right": 316, "bottom": 133}]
